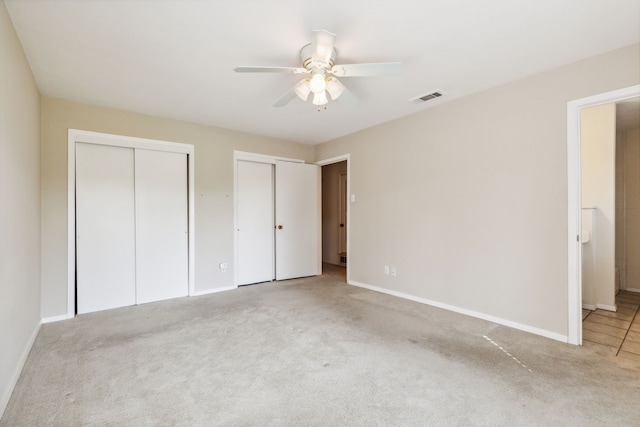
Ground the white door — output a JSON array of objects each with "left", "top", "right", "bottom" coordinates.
[
  {"left": 275, "top": 161, "right": 321, "bottom": 280},
  {"left": 76, "top": 143, "right": 136, "bottom": 314},
  {"left": 135, "top": 149, "right": 189, "bottom": 304},
  {"left": 236, "top": 161, "right": 275, "bottom": 285}
]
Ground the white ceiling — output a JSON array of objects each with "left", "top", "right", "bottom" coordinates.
[{"left": 5, "top": 0, "right": 640, "bottom": 144}]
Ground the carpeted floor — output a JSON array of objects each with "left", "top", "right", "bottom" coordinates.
[{"left": 2, "top": 269, "right": 640, "bottom": 426}]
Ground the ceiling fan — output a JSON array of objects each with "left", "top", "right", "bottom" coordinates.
[{"left": 234, "top": 30, "right": 402, "bottom": 110}]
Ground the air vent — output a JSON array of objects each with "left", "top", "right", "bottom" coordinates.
[{"left": 410, "top": 91, "right": 445, "bottom": 103}]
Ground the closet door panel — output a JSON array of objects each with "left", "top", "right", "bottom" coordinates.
[
  {"left": 76, "top": 143, "right": 136, "bottom": 314},
  {"left": 236, "top": 160, "right": 275, "bottom": 285},
  {"left": 275, "top": 161, "right": 321, "bottom": 280},
  {"left": 135, "top": 149, "right": 189, "bottom": 304}
]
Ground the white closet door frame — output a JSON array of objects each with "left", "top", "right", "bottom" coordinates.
[
  {"left": 233, "top": 151, "right": 305, "bottom": 287},
  {"left": 67, "top": 129, "right": 195, "bottom": 319}
]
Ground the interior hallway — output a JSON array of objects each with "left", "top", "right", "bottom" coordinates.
[{"left": 583, "top": 291, "right": 640, "bottom": 361}]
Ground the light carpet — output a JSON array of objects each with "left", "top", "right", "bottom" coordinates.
[{"left": 2, "top": 269, "right": 639, "bottom": 426}]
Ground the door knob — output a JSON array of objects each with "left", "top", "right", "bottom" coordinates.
[
  {"left": 340, "top": 224, "right": 344, "bottom": 227},
  {"left": 277, "top": 225, "right": 283, "bottom": 230}
]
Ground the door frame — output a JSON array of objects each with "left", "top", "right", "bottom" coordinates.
[
  {"left": 67, "top": 129, "right": 195, "bottom": 319},
  {"left": 566, "top": 84, "right": 640, "bottom": 345},
  {"left": 316, "top": 154, "right": 351, "bottom": 283},
  {"left": 233, "top": 151, "right": 305, "bottom": 287},
  {"left": 338, "top": 171, "right": 348, "bottom": 258}
]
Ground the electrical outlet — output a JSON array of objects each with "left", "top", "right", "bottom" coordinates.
[
  {"left": 390, "top": 267, "right": 397, "bottom": 277},
  {"left": 219, "top": 262, "right": 228, "bottom": 273},
  {"left": 384, "top": 265, "right": 390, "bottom": 275}
]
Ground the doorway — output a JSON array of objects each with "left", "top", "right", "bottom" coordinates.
[
  {"left": 567, "top": 84, "right": 640, "bottom": 345},
  {"left": 317, "top": 155, "right": 350, "bottom": 281},
  {"left": 321, "top": 161, "right": 347, "bottom": 266},
  {"left": 614, "top": 97, "right": 640, "bottom": 294}
]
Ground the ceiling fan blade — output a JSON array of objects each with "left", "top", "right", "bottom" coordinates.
[
  {"left": 273, "top": 88, "right": 298, "bottom": 108},
  {"left": 273, "top": 79, "right": 309, "bottom": 107},
  {"left": 234, "top": 66, "right": 308, "bottom": 74},
  {"left": 337, "top": 87, "right": 358, "bottom": 108},
  {"left": 330, "top": 62, "right": 402, "bottom": 77},
  {"left": 311, "top": 30, "right": 336, "bottom": 64}
]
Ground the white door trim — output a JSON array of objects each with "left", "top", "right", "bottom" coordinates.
[
  {"left": 316, "top": 154, "right": 351, "bottom": 284},
  {"left": 566, "top": 85, "right": 640, "bottom": 345},
  {"left": 67, "top": 129, "right": 195, "bottom": 319},
  {"left": 338, "top": 171, "right": 348, "bottom": 257},
  {"left": 233, "top": 150, "right": 305, "bottom": 165}
]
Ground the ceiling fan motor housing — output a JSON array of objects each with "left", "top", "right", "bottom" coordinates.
[{"left": 300, "top": 43, "right": 336, "bottom": 72}]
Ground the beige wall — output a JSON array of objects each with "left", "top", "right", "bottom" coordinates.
[
  {"left": 315, "top": 44, "right": 640, "bottom": 339},
  {"left": 581, "top": 104, "right": 616, "bottom": 309},
  {"left": 322, "top": 161, "right": 347, "bottom": 265},
  {"left": 0, "top": 1, "right": 41, "bottom": 415},
  {"left": 622, "top": 127, "right": 640, "bottom": 290},
  {"left": 41, "top": 97, "right": 314, "bottom": 318}
]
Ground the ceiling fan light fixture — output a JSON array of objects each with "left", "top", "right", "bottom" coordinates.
[
  {"left": 295, "top": 80, "right": 311, "bottom": 101},
  {"left": 312, "top": 91, "right": 328, "bottom": 106},
  {"left": 326, "top": 77, "right": 345, "bottom": 100},
  {"left": 309, "top": 73, "right": 327, "bottom": 94}
]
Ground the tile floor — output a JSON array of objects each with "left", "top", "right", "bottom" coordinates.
[{"left": 582, "top": 290, "right": 640, "bottom": 361}]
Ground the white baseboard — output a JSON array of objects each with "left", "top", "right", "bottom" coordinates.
[
  {"left": 582, "top": 303, "right": 617, "bottom": 312},
  {"left": 41, "top": 287, "right": 239, "bottom": 323},
  {"left": 348, "top": 280, "right": 568, "bottom": 343},
  {"left": 596, "top": 303, "right": 617, "bottom": 312},
  {"left": 624, "top": 287, "right": 640, "bottom": 294},
  {"left": 42, "top": 313, "right": 74, "bottom": 324},
  {"left": 1, "top": 320, "right": 41, "bottom": 418},
  {"left": 191, "top": 285, "right": 237, "bottom": 297}
]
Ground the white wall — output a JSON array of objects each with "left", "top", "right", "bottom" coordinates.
[
  {"left": 581, "top": 103, "right": 616, "bottom": 309},
  {"left": 0, "top": 0, "right": 41, "bottom": 415},
  {"left": 40, "top": 97, "right": 314, "bottom": 319},
  {"left": 315, "top": 44, "right": 640, "bottom": 340}
]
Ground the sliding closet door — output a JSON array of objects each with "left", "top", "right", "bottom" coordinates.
[
  {"left": 236, "top": 160, "right": 275, "bottom": 285},
  {"left": 135, "top": 149, "right": 189, "bottom": 304},
  {"left": 275, "top": 161, "right": 321, "bottom": 280},
  {"left": 76, "top": 143, "right": 136, "bottom": 314}
]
